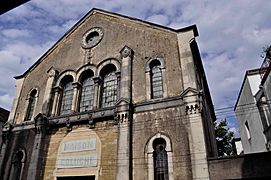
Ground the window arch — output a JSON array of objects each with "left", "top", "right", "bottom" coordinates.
[
  {"left": 150, "top": 60, "right": 163, "bottom": 99},
  {"left": 79, "top": 70, "right": 95, "bottom": 112},
  {"left": 25, "top": 89, "right": 37, "bottom": 121},
  {"left": 10, "top": 150, "right": 26, "bottom": 180},
  {"left": 145, "top": 133, "right": 173, "bottom": 180},
  {"left": 59, "top": 75, "right": 74, "bottom": 115},
  {"left": 100, "top": 65, "right": 118, "bottom": 108}
]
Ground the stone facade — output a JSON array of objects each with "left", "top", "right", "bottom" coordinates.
[{"left": 0, "top": 9, "right": 217, "bottom": 180}]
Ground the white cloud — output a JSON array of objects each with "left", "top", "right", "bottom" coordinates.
[{"left": 2, "top": 28, "right": 30, "bottom": 38}]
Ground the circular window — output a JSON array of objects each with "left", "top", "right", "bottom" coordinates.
[{"left": 82, "top": 27, "right": 103, "bottom": 49}]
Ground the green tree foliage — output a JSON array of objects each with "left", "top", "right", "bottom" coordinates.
[{"left": 214, "top": 119, "right": 237, "bottom": 156}]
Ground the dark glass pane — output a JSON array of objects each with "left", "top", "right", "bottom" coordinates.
[
  {"left": 151, "top": 65, "right": 163, "bottom": 99},
  {"left": 153, "top": 139, "right": 169, "bottom": 180},
  {"left": 101, "top": 71, "right": 118, "bottom": 108},
  {"left": 80, "top": 77, "right": 94, "bottom": 112},
  {"left": 60, "top": 81, "right": 73, "bottom": 115},
  {"left": 25, "top": 91, "right": 37, "bottom": 121}
]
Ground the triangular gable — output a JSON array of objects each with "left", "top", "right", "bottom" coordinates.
[
  {"left": 180, "top": 87, "right": 199, "bottom": 98},
  {"left": 15, "top": 8, "right": 198, "bottom": 79}
]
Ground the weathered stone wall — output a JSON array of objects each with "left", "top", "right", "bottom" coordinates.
[
  {"left": 208, "top": 152, "right": 271, "bottom": 179},
  {"left": 132, "top": 106, "right": 193, "bottom": 180},
  {"left": 1, "top": 129, "right": 36, "bottom": 180},
  {"left": 43, "top": 122, "right": 118, "bottom": 180}
]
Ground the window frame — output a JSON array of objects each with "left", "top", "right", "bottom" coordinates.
[
  {"left": 79, "top": 71, "right": 95, "bottom": 112},
  {"left": 24, "top": 89, "right": 38, "bottom": 121},
  {"left": 59, "top": 76, "right": 74, "bottom": 116}
]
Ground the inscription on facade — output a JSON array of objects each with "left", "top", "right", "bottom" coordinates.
[
  {"left": 62, "top": 139, "right": 96, "bottom": 152},
  {"left": 57, "top": 154, "right": 97, "bottom": 168}
]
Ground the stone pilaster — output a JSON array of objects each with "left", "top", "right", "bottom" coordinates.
[
  {"left": 42, "top": 68, "right": 58, "bottom": 115},
  {"left": 8, "top": 78, "right": 25, "bottom": 123},
  {"left": 93, "top": 77, "right": 101, "bottom": 109},
  {"left": 116, "top": 46, "right": 133, "bottom": 180},
  {"left": 183, "top": 91, "right": 210, "bottom": 180},
  {"left": 27, "top": 113, "right": 49, "bottom": 180},
  {"left": 51, "top": 86, "right": 62, "bottom": 116},
  {"left": 0, "top": 122, "right": 12, "bottom": 178},
  {"left": 71, "top": 82, "right": 81, "bottom": 112}
]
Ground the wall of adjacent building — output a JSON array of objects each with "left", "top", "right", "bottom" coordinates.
[{"left": 235, "top": 74, "right": 266, "bottom": 153}]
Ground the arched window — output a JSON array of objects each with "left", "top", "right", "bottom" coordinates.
[
  {"left": 100, "top": 65, "right": 118, "bottom": 108},
  {"left": 25, "top": 89, "right": 37, "bottom": 121},
  {"left": 59, "top": 76, "right": 74, "bottom": 115},
  {"left": 79, "top": 70, "right": 95, "bottom": 112},
  {"left": 150, "top": 60, "right": 163, "bottom": 99},
  {"left": 11, "top": 150, "right": 25, "bottom": 180},
  {"left": 153, "top": 138, "right": 169, "bottom": 180}
]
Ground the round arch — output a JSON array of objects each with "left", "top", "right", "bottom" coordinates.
[
  {"left": 145, "top": 132, "right": 173, "bottom": 180},
  {"left": 55, "top": 70, "right": 76, "bottom": 87},
  {"left": 97, "top": 58, "right": 121, "bottom": 76},
  {"left": 76, "top": 64, "right": 97, "bottom": 82}
]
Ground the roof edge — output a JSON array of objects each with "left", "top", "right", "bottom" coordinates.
[{"left": 234, "top": 68, "right": 260, "bottom": 110}]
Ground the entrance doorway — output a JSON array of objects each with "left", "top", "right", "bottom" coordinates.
[{"left": 57, "top": 176, "right": 95, "bottom": 180}]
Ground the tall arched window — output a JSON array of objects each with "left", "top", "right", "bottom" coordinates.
[
  {"left": 100, "top": 66, "right": 118, "bottom": 108},
  {"left": 153, "top": 138, "right": 169, "bottom": 180},
  {"left": 25, "top": 89, "right": 37, "bottom": 121},
  {"left": 11, "top": 150, "right": 25, "bottom": 180},
  {"left": 79, "top": 71, "right": 95, "bottom": 112},
  {"left": 59, "top": 76, "right": 74, "bottom": 115},
  {"left": 150, "top": 60, "right": 163, "bottom": 99}
]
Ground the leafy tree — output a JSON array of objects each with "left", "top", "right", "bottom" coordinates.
[{"left": 214, "top": 119, "right": 236, "bottom": 156}]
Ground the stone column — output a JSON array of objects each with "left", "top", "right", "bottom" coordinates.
[
  {"left": 177, "top": 31, "right": 210, "bottom": 179},
  {"left": 51, "top": 87, "right": 62, "bottom": 116},
  {"left": 0, "top": 122, "right": 12, "bottom": 179},
  {"left": 42, "top": 68, "right": 58, "bottom": 115},
  {"left": 8, "top": 78, "right": 25, "bottom": 123},
  {"left": 93, "top": 77, "right": 101, "bottom": 109},
  {"left": 71, "top": 82, "right": 81, "bottom": 112},
  {"left": 116, "top": 46, "right": 133, "bottom": 180},
  {"left": 27, "top": 113, "right": 48, "bottom": 180}
]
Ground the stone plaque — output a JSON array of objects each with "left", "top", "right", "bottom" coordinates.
[
  {"left": 57, "top": 154, "right": 97, "bottom": 168},
  {"left": 62, "top": 139, "right": 96, "bottom": 152}
]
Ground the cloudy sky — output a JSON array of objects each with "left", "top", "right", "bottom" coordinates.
[{"left": 0, "top": 0, "right": 271, "bottom": 134}]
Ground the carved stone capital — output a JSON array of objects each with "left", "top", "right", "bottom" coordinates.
[
  {"left": 114, "top": 111, "right": 129, "bottom": 124},
  {"left": 47, "top": 67, "right": 58, "bottom": 78},
  {"left": 54, "top": 86, "right": 62, "bottom": 93},
  {"left": 66, "top": 118, "right": 72, "bottom": 132},
  {"left": 34, "top": 113, "right": 49, "bottom": 134},
  {"left": 2, "top": 121, "right": 12, "bottom": 142},
  {"left": 185, "top": 103, "right": 201, "bottom": 114},
  {"left": 120, "top": 46, "right": 133, "bottom": 58},
  {"left": 93, "top": 76, "right": 102, "bottom": 84},
  {"left": 72, "top": 82, "right": 82, "bottom": 89}
]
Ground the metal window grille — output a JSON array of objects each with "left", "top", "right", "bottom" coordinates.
[
  {"left": 80, "top": 77, "right": 94, "bottom": 112},
  {"left": 153, "top": 142, "right": 169, "bottom": 180},
  {"left": 151, "top": 65, "right": 163, "bottom": 99},
  {"left": 25, "top": 91, "right": 37, "bottom": 121},
  {"left": 60, "top": 81, "right": 73, "bottom": 115},
  {"left": 101, "top": 71, "right": 118, "bottom": 108}
]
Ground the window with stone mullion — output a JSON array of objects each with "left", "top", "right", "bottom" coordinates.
[
  {"left": 80, "top": 77, "right": 94, "bottom": 112},
  {"left": 154, "top": 143, "right": 169, "bottom": 180},
  {"left": 60, "top": 82, "right": 73, "bottom": 115},
  {"left": 101, "top": 72, "right": 117, "bottom": 108},
  {"left": 25, "top": 97, "right": 35, "bottom": 121}
]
